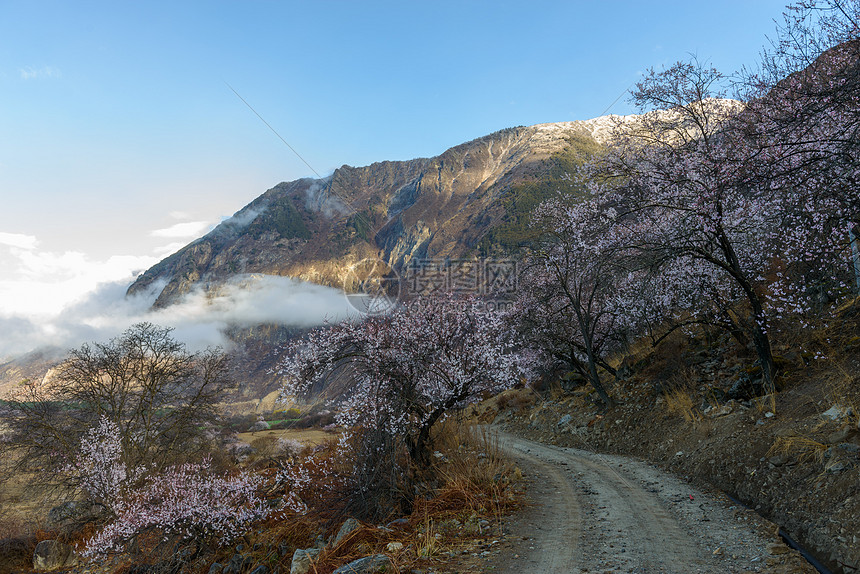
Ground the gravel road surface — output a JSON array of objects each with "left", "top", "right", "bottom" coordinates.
[{"left": 489, "top": 431, "right": 815, "bottom": 574}]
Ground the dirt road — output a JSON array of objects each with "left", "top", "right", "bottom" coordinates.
[{"left": 489, "top": 431, "right": 815, "bottom": 574}]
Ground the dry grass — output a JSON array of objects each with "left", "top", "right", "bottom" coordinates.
[
  {"left": 664, "top": 388, "right": 702, "bottom": 423},
  {"left": 660, "top": 364, "right": 707, "bottom": 423},
  {"left": 207, "top": 419, "right": 523, "bottom": 574},
  {"left": 768, "top": 435, "right": 828, "bottom": 465},
  {"left": 430, "top": 423, "right": 517, "bottom": 521},
  {"left": 751, "top": 393, "right": 778, "bottom": 416},
  {"left": 821, "top": 360, "right": 860, "bottom": 419}
]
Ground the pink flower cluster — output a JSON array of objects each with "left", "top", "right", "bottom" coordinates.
[{"left": 68, "top": 419, "right": 273, "bottom": 558}]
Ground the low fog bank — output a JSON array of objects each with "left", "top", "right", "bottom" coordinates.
[{"left": 0, "top": 274, "right": 362, "bottom": 360}]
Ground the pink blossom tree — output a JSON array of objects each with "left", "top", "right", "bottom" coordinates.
[
  {"left": 594, "top": 61, "right": 792, "bottom": 392},
  {"left": 595, "top": 50, "right": 856, "bottom": 394},
  {"left": 744, "top": 0, "right": 859, "bottom": 287},
  {"left": 82, "top": 458, "right": 271, "bottom": 559},
  {"left": 66, "top": 418, "right": 273, "bottom": 561},
  {"left": 512, "top": 195, "right": 631, "bottom": 407},
  {"left": 278, "top": 293, "right": 523, "bottom": 517},
  {"left": 62, "top": 416, "right": 143, "bottom": 515}
]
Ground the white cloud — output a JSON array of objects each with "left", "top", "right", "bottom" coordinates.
[
  {"left": 153, "top": 242, "right": 187, "bottom": 257},
  {"left": 150, "top": 221, "right": 211, "bottom": 239},
  {"left": 0, "top": 243, "right": 157, "bottom": 318},
  {"left": 0, "top": 231, "right": 38, "bottom": 250},
  {"left": 0, "top": 274, "right": 360, "bottom": 358},
  {"left": 0, "top": 231, "right": 362, "bottom": 361},
  {"left": 19, "top": 66, "right": 61, "bottom": 80}
]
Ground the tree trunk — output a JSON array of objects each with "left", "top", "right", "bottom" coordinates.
[
  {"left": 750, "top": 314, "right": 777, "bottom": 396},
  {"left": 582, "top": 340, "right": 614, "bottom": 408},
  {"left": 587, "top": 358, "right": 614, "bottom": 408},
  {"left": 410, "top": 393, "right": 463, "bottom": 468}
]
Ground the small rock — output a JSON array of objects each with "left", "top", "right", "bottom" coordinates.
[
  {"left": 33, "top": 540, "right": 78, "bottom": 570},
  {"left": 291, "top": 548, "right": 320, "bottom": 574},
  {"left": 824, "top": 443, "right": 860, "bottom": 459},
  {"left": 828, "top": 427, "right": 860, "bottom": 444},
  {"left": 332, "top": 518, "right": 362, "bottom": 547},
  {"left": 332, "top": 554, "right": 391, "bottom": 574},
  {"left": 825, "top": 460, "right": 853, "bottom": 473},
  {"left": 558, "top": 414, "right": 572, "bottom": 427},
  {"left": 768, "top": 455, "right": 789, "bottom": 467},
  {"left": 208, "top": 564, "right": 223, "bottom": 574},
  {"left": 709, "top": 403, "right": 735, "bottom": 418},
  {"left": 386, "top": 542, "right": 404, "bottom": 552},
  {"left": 249, "top": 566, "right": 268, "bottom": 574},
  {"left": 223, "top": 554, "right": 251, "bottom": 574},
  {"left": 385, "top": 518, "right": 410, "bottom": 530},
  {"left": 713, "top": 547, "right": 723, "bottom": 555},
  {"left": 821, "top": 405, "right": 853, "bottom": 421}
]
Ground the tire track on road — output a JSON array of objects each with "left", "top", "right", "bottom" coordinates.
[{"left": 492, "top": 431, "right": 815, "bottom": 574}]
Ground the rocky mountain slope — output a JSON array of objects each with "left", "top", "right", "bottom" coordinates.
[
  {"left": 0, "top": 106, "right": 744, "bottom": 398},
  {"left": 127, "top": 117, "right": 627, "bottom": 307}
]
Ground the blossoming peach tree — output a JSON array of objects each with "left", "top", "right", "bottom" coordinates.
[
  {"left": 277, "top": 293, "right": 524, "bottom": 518},
  {"left": 510, "top": 195, "right": 635, "bottom": 407},
  {"left": 67, "top": 417, "right": 273, "bottom": 560},
  {"left": 587, "top": 51, "right": 855, "bottom": 394}
]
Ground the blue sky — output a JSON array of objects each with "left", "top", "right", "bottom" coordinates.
[{"left": 0, "top": 0, "right": 789, "bottom": 321}]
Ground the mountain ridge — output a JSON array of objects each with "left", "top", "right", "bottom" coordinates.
[{"left": 127, "top": 118, "right": 631, "bottom": 307}]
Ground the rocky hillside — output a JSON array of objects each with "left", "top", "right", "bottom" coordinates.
[
  {"left": 0, "top": 108, "right": 740, "bottom": 399},
  {"left": 127, "top": 118, "right": 627, "bottom": 307}
]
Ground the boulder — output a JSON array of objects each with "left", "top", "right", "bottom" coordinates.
[
  {"left": 560, "top": 371, "right": 588, "bottom": 391},
  {"left": 332, "top": 554, "right": 391, "bottom": 574},
  {"left": 331, "top": 517, "right": 361, "bottom": 547},
  {"left": 290, "top": 548, "right": 320, "bottom": 574},
  {"left": 727, "top": 374, "right": 763, "bottom": 401},
  {"left": 33, "top": 540, "right": 78, "bottom": 570}
]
